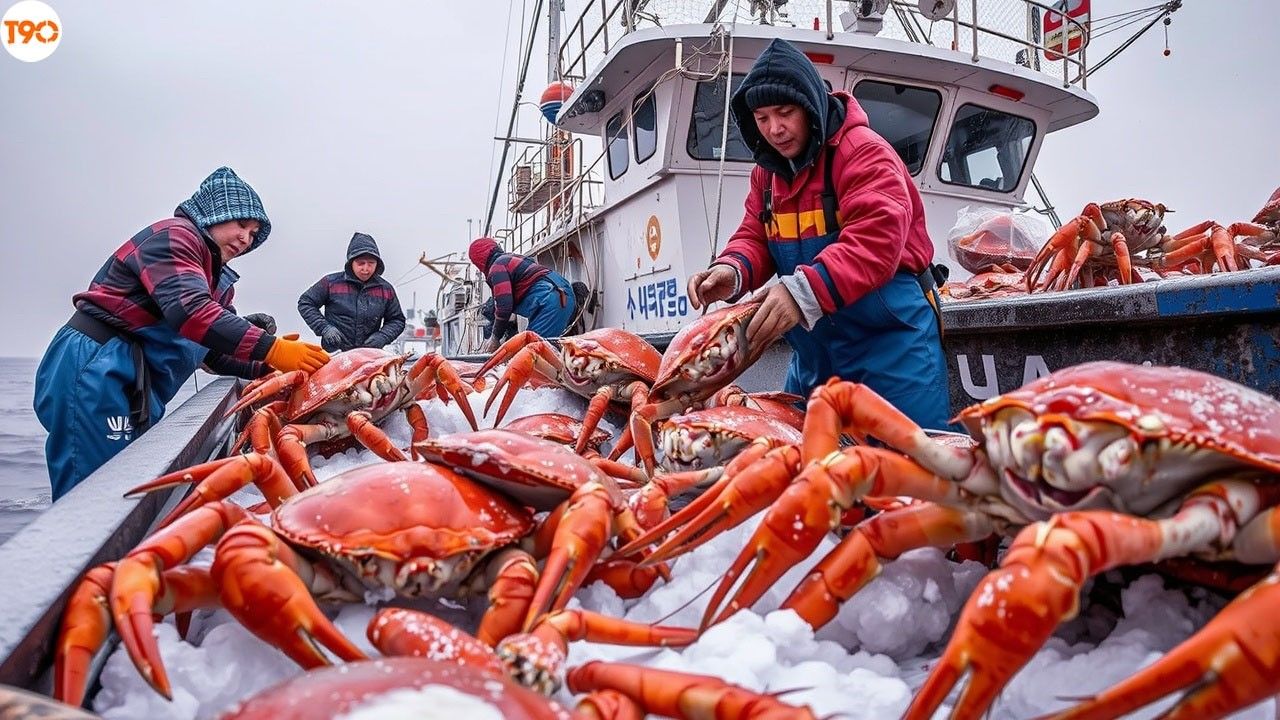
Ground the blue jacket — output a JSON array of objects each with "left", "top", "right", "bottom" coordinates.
[{"left": 298, "top": 233, "right": 406, "bottom": 351}]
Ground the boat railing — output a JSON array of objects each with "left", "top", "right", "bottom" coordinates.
[
  {"left": 0, "top": 379, "right": 241, "bottom": 696},
  {"left": 559, "top": 0, "right": 1088, "bottom": 88},
  {"left": 503, "top": 136, "right": 605, "bottom": 257}
]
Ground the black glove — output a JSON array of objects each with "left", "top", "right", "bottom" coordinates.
[
  {"left": 321, "top": 326, "right": 346, "bottom": 351},
  {"left": 242, "top": 312, "right": 276, "bottom": 335}
]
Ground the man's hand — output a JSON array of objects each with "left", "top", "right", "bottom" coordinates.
[
  {"left": 687, "top": 264, "right": 738, "bottom": 310},
  {"left": 746, "top": 284, "right": 803, "bottom": 346},
  {"left": 265, "top": 334, "right": 330, "bottom": 374},
  {"left": 480, "top": 336, "right": 501, "bottom": 354},
  {"left": 242, "top": 312, "right": 276, "bottom": 335},
  {"left": 321, "top": 327, "right": 346, "bottom": 350}
]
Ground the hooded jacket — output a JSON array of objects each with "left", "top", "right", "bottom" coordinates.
[
  {"left": 298, "top": 232, "right": 406, "bottom": 351},
  {"left": 73, "top": 167, "right": 276, "bottom": 373},
  {"left": 715, "top": 39, "right": 934, "bottom": 322},
  {"left": 468, "top": 237, "right": 550, "bottom": 338}
]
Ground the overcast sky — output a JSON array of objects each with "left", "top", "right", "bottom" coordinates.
[{"left": 1, "top": 1, "right": 1275, "bottom": 359}]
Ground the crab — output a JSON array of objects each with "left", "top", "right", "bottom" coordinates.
[
  {"left": 940, "top": 263, "right": 1030, "bottom": 302},
  {"left": 621, "top": 361, "right": 1280, "bottom": 719},
  {"left": 220, "top": 607, "right": 811, "bottom": 720},
  {"left": 617, "top": 300, "right": 774, "bottom": 476},
  {"left": 474, "top": 328, "right": 660, "bottom": 456},
  {"left": 952, "top": 213, "right": 1040, "bottom": 273},
  {"left": 1149, "top": 187, "right": 1280, "bottom": 274},
  {"left": 226, "top": 348, "right": 477, "bottom": 486},
  {"left": 54, "top": 431, "right": 655, "bottom": 705},
  {"left": 0, "top": 685, "right": 97, "bottom": 719},
  {"left": 1025, "top": 199, "right": 1171, "bottom": 291}
]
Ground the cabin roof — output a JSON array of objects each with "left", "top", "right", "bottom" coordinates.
[{"left": 557, "top": 23, "right": 1098, "bottom": 134}]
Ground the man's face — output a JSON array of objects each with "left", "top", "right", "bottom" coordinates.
[
  {"left": 752, "top": 104, "right": 810, "bottom": 160},
  {"left": 351, "top": 256, "right": 378, "bottom": 282},
  {"left": 207, "top": 219, "right": 261, "bottom": 263}
]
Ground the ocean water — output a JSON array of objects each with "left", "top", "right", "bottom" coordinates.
[
  {"left": 0, "top": 356, "right": 203, "bottom": 547},
  {"left": 0, "top": 357, "right": 50, "bottom": 546}
]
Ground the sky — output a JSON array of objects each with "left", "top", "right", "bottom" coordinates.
[{"left": 1, "top": 1, "right": 1276, "bottom": 358}]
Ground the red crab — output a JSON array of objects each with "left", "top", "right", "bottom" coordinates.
[
  {"left": 226, "top": 348, "right": 477, "bottom": 486},
  {"left": 1026, "top": 199, "right": 1170, "bottom": 291},
  {"left": 55, "top": 430, "right": 658, "bottom": 705},
  {"left": 475, "top": 329, "right": 660, "bottom": 455},
  {"left": 622, "top": 360, "right": 1280, "bottom": 719}
]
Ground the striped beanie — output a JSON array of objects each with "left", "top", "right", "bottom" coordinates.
[{"left": 177, "top": 167, "right": 272, "bottom": 253}]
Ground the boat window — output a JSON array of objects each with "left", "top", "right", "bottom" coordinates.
[
  {"left": 687, "top": 73, "right": 751, "bottom": 162},
  {"left": 633, "top": 89, "right": 657, "bottom": 163},
  {"left": 938, "top": 104, "right": 1035, "bottom": 192},
  {"left": 606, "top": 110, "right": 629, "bottom": 179},
  {"left": 852, "top": 80, "right": 941, "bottom": 175}
]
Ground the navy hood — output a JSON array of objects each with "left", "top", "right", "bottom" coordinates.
[
  {"left": 345, "top": 232, "right": 385, "bottom": 277},
  {"left": 731, "top": 39, "right": 847, "bottom": 181}
]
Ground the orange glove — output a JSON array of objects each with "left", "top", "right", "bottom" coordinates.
[{"left": 265, "top": 333, "right": 330, "bottom": 374}]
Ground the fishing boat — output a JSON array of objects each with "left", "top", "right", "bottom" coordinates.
[{"left": 429, "top": 0, "right": 1280, "bottom": 403}]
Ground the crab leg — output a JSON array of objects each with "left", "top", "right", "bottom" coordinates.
[
  {"left": 474, "top": 330, "right": 552, "bottom": 378},
  {"left": 775, "top": 503, "right": 994, "bottom": 630},
  {"left": 567, "top": 661, "right": 818, "bottom": 719},
  {"left": 126, "top": 452, "right": 298, "bottom": 528},
  {"left": 475, "top": 548, "right": 541, "bottom": 647},
  {"left": 576, "top": 381, "right": 645, "bottom": 456},
  {"left": 524, "top": 481, "right": 622, "bottom": 629},
  {"left": 347, "top": 411, "right": 406, "bottom": 461},
  {"left": 1049, "top": 562, "right": 1280, "bottom": 720},
  {"left": 53, "top": 563, "right": 116, "bottom": 706},
  {"left": 696, "top": 446, "right": 970, "bottom": 630},
  {"left": 407, "top": 354, "right": 478, "bottom": 430},
  {"left": 480, "top": 335, "right": 563, "bottom": 425},
  {"left": 1026, "top": 205, "right": 1104, "bottom": 292},
  {"left": 497, "top": 609, "right": 698, "bottom": 694},
  {"left": 224, "top": 370, "right": 307, "bottom": 418},
  {"left": 229, "top": 401, "right": 286, "bottom": 454},
  {"left": 907, "top": 479, "right": 1272, "bottom": 720},
  {"left": 368, "top": 607, "right": 509, "bottom": 678}
]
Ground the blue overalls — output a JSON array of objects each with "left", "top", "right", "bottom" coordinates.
[
  {"left": 516, "top": 271, "right": 577, "bottom": 338},
  {"left": 33, "top": 270, "right": 240, "bottom": 500},
  {"left": 764, "top": 150, "right": 953, "bottom": 431}
]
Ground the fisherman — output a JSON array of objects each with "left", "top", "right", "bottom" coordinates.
[
  {"left": 297, "top": 232, "right": 407, "bottom": 352},
  {"left": 686, "top": 38, "right": 951, "bottom": 429},
  {"left": 34, "top": 167, "right": 331, "bottom": 501},
  {"left": 468, "top": 237, "right": 577, "bottom": 351}
]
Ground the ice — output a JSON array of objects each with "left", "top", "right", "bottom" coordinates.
[{"left": 91, "top": 380, "right": 1278, "bottom": 719}]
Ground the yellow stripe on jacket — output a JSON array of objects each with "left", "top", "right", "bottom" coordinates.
[{"left": 767, "top": 208, "right": 846, "bottom": 240}]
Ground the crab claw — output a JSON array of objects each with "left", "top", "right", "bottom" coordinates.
[
  {"left": 481, "top": 336, "right": 559, "bottom": 426},
  {"left": 1047, "top": 562, "right": 1280, "bottom": 720},
  {"left": 407, "top": 354, "right": 478, "bottom": 431},
  {"left": 54, "top": 563, "right": 116, "bottom": 706},
  {"left": 523, "top": 482, "right": 616, "bottom": 630},
  {"left": 125, "top": 453, "right": 297, "bottom": 529},
  {"left": 368, "top": 608, "right": 507, "bottom": 677}
]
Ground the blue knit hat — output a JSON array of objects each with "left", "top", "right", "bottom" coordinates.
[{"left": 177, "top": 167, "right": 272, "bottom": 253}]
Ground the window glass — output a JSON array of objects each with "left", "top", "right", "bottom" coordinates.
[
  {"left": 938, "top": 104, "right": 1035, "bottom": 192},
  {"left": 606, "top": 111, "right": 629, "bottom": 179},
  {"left": 852, "top": 80, "right": 942, "bottom": 175},
  {"left": 633, "top": 91, "right": 657, "bottom": 163},
  {"left": 686, "top": 74, "right": 752, "bottom": 162}
]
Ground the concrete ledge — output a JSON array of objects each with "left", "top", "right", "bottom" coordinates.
[{"left": 0, "top": 379, "right": 240, "bottom": 692}]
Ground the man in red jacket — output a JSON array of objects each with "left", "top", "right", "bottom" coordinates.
[{"left": 687, "top": 38, "right": 951, "bottom": 429}]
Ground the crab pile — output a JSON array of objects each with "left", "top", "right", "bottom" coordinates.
[{"left": 45, "top": 300, "right": 1280, "bottom": 719}]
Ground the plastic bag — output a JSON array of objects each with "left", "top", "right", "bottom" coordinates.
[{"left": 946, "top": 206, "right": 1055, "bottom": 274}]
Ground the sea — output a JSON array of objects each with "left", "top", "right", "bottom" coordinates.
[
  {"left": 0, "top": 357, "right": 49, "bottom": 546},
  {"left": 0, "top": 356, "right": 203, "bottom": 547}
]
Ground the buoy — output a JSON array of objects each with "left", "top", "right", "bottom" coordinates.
[{"left": 539, "top": 81, "right": 575, "bottom": 124}]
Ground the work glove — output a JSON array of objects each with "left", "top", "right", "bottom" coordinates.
[
  {"left": 242, "top": 312, "right": 276, "bottom": 335},
  {"left": 480, "top": 336, "right": 501, "bottom": 354},
  {"left": 265, "top": 333, "right": 330, "bottom": 374},
  {"left": 687, "top": 263, "right": 739, "bottom": 309},
  {"left": 321, "top": 326, "right": 346, "bottom": 351}
]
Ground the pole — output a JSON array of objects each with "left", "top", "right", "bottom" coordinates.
[{"left": 484, "top": 0, "right": 546, "bottom": 236}]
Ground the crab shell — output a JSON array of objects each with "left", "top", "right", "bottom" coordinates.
[
  {"left": 558, "top": 328, "right": 660, "bottom": 391},
  {"left": 504, "top": 413, "right": 611, "bottom": 453},
  {"left": 648, "top": 302, "right": 764, "bottom": 406},
  {"left": 415, "top": 429, "right": 621, "bottom": 511},
  {"left": 959, "top": 361, "right": 1280, "bottom": 519},
  {"left": 1253, "top": 187, "right": 1280, "bottom": 228},
  {"left": 659, "top": 405, "right": 803, "bottom": 471},
  {"left": 1096, "top": 198, "right": 1169, "bottom": 254},
  {"left": 220, "top": 657, "right": 571, "bottom": 720},
  {"left": 272, "top": 462, "right": 533, "bottom": 594},
  {"left": 286, "top": 348, "right": 410, "bottom": 418}
]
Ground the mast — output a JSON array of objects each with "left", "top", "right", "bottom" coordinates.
[
  {"left": 548, "top": 0, "right": 562, "bottom": 83},
  {"left": 484, "top": 0, "right": 545, "bottom": 236}
]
